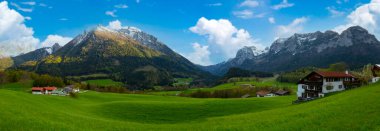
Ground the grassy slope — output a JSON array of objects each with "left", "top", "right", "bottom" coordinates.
[
  {"left": 148, "top": 78, "right": 296, "bottom": 96},
  {"left": 0, "top": 81, "right": 380, "bottom": 130},
  {"left": 85, "top": 79, "right": 123, "bottom": 87}
]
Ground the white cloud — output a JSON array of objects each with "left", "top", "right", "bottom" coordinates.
[
  {"left": 276, "top": 17, "right": 308, "bottom": 38},
  {"left": 240, "top": 0, "right": 259, "bottom": 8},
  {"left": 268, "top": 17, "right": 276, "bottom": 24},
  {"left": 334, "top": 0, "right": 380, "bottom": 38},
  {"left": 105, "top": 10, "right": 117, "bottom": 17},
  {"left": 10, "top": 2, "right": 33, "bottom": 12},
  {"left": 21, "top": 1, "right": 36, "bottom": 6},
  {"left": 184, "top": 43, "right": 212, "bottom": 65},
  {"left": 208, "top": 3, "right": 222, "bottom": 7},
  {"left": 189, "top": 17, "right": 263, "bottom": 59},
  {"left": 115, "top": 4, "right": 128, "bottom": 9},
  {"left": 326, "top": 6, "right": 345, "bottom": 17},
  {"left": 107, "top": 20, "right": 123, "bottom": 30},
  {"left": 0, "top": 1, "right": 39, "bottom": 56},
  {"left": 272, "top": 0, "right": 294, "bottom": 10},
  {"left": 233, "top": 10, "right": 253, "bottom": 19},
  {"left": 233, "top": 10, "right": 265, "bottom": 19},
  {"left": 24, "top": 16, "right": 32, "bottom": 20},
  {"left": 40, "top": 35, "right": 72, "bottom": 48}
]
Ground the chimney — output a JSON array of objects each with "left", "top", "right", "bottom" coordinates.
[{"left": 345, "top": 70, "right": 349, "bottom": 74}]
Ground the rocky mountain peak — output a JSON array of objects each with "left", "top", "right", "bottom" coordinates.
[
  {"left": 236, "top": 46, "right": 265, "bottom": 58},
  {"left": 51, "top": 43, "right": 62, "bottom": 53}
]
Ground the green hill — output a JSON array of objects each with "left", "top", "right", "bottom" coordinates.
[{"left": 0, "top": 81, "right": 380, "bottom": 130}]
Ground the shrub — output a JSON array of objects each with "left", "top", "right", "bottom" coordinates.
[{"left": 69, "top": 92, "right": 78, "bottom": 98}]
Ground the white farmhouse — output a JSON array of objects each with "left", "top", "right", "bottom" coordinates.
[{"left": 297, "top": 71, "right": 359, "bottom": 100}]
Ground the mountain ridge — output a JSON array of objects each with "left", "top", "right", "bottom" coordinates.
[{"left": 203, "top": 26, "right": 380, "bottom": 75}]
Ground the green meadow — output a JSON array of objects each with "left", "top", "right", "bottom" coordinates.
[
  {"left": 85, "top": 79, "right": 124, "bottom": 87},
  {"left": 0, "top": 80, "right": 380, "bottom": 130}
]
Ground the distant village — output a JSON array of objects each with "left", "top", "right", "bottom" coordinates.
[{"left": 31, "top": 85, "right": 80, "bottom": 96}]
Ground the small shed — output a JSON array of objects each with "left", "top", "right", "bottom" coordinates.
[
  {"left": 275, "top": 90, "right": 290, "bottom": 96},
  {"left": 256, "top": 90, "right": 276, "bottom": 97}
]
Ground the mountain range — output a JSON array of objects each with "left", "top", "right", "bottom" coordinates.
[
  {"left": 6, "top": 25, "right": 380, "bottom": 85},
  {"left": 203, "top": 26, "right": 380, "bottom": 75}
]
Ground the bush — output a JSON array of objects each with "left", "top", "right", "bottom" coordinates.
[{"left": 69, "top": 92, "right": 78, "bottom": 98}]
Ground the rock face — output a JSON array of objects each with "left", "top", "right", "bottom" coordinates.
[{"left": 204, "top": 26, "right": 380, "bottom": 75}]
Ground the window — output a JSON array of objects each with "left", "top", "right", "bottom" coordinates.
[
  {"left": 339, "top": 85, "right": 343, "bottom": 89},
  {"left": 302, "top": 85, "right": 308, "bottom": 89}
]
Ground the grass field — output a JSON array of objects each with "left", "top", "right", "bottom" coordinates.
[
  {"left": 85, "top": 79, "right": 124, "bottom": 87},
  {"left": 0, "top": 81, "right": 380, "bottom": 130},
  {"left": 152, "top": 79, "right": 297, "bottom": 96}
]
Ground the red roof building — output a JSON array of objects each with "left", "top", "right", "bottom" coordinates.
[{"left": 31, "top": 87, "right": 58, "bottom": 95}]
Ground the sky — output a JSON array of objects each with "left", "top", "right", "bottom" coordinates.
[{"left": 0, "top": 0, "right": 379, "bottom": 65}]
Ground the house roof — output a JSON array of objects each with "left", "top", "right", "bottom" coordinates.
[
  {"left": 256, "top": 90, "right": 271, "bottom": 96},
  {"left": 44, "top": 87, "right": 57, "bottom": 90},
  {"left": 315, "top": 71, "right": 354, "bottom": 78},
  {"left": 32, "top": 87, "right": 44, "bottom": 91},
  {"left": 373, "top": 64, "right": 380, "bottom": 70},
  {"left": 275, "top": 90, "right": 289, "bottom": 95}
]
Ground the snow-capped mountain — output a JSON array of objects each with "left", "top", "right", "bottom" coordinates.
[{"left": 203, "top": 26, "right": 380, "bottom": 75}]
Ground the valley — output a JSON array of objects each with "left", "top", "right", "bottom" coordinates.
[
  {"left": 0, "top": 79, "right": 380, "bottom": 130},
  {"left": 1, "top": 0, "right": 380, "bottom": 129}
]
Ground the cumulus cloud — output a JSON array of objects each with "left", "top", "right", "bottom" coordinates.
[
  {"left": 326, "top": 6, "right": 345, "bottom": 17},
  {"left": 240, "top": 0, "right": 259, "bottom": 8},
  {"left": 268, "top": 17, "right": 276, "bottom": 24},
  {"left": 272, "top": 0, "right": 294, "bottom": 10},
  {"left": 40, "top": 35, "right": 72, "bottom": 48},
  {"left": 105, "top": 10, "right": 117, "bottom": 17},
  {"left": 184, "top": 43, "right": 212, "bottom": 65},
  {"left": 107, "top": 20, "right": 123, "bottom": 30},
  {"left": 334, "top": 0, "right": 380, "bottom": 38},
  {"left": 0, "top": 1, "right": 39, "bottom": 56},
  {"left": 189, "top": 17, "right": 263, "bottom": 59},
  {"left": 0, "top": 1, "right": 71, "bottom": 57},
  {"left": 276, "top": 17, "right": 308, "bottom": 38}
]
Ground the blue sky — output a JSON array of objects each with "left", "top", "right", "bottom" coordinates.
[{"left": 1, "top": 0, "right": 379, "bottom": 65}]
